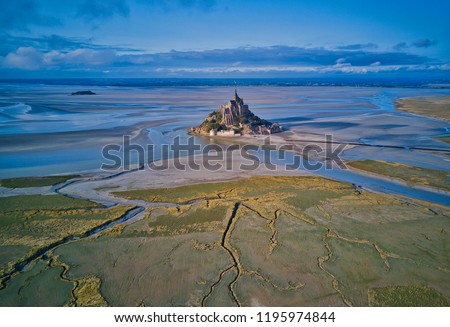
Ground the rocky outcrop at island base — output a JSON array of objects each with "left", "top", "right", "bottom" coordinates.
[{"left": 191, "top": 90, "right": 282, "bottom": 136}]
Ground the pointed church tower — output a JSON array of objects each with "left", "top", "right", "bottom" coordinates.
[{"left": 193, "top": 90, "right": 281, "bottom": 135}]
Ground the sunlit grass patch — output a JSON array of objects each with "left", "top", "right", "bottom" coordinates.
[
  {"left": 123, "top": 204, "right": 228, "bottom": 237},
  {"left": 0, "top": 194, "right": 100, "bottom": 212},
  {"left": 114, "top": 176, "right": 354, "bottom": 204},
  {"left": 0, "top": 175, "right": 79, "bottom": 188}
]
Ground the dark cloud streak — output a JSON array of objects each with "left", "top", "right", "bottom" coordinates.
[
  {"left": 394, "top": 39, "right": 439, "bottom": 50},
  {"left": 0, "top": 34, "right": 142, "bottom": 57},
  {"left": 336, "top": 43, "right": 378, "bottom": 50},
  {"left": 138, "top": 0, "right": 217, "bottom": 12},
  {"left": 76, "top": 0, "right": 130, "bottom": 21},
  {"left": 0, "top": 0, "right": 60, "bottom": 31},
  {"left": 413, "top": 38, "right": 438, "bottom": 48}
]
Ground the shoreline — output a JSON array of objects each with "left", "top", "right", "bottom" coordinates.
[{"left": 1, "top": 149, "right": 449, "bottom": 208}]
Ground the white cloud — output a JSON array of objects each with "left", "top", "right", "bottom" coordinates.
[
  {"left": 4, "top": 47, "right": 43, "bottom": 69},
  {"left": 1, "top": 47, "right": 117, "bottom": 69},
  {"left": 63, "top": 49, "right": 116, "bottom": 65}
]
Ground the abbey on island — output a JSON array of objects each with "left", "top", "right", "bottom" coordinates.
[{"left": 191, "top": 90, "right": 282, "bottom": 136}]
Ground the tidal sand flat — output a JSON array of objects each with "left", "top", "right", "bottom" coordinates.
[
  {"left": 0, "top": 175, "right": 79, "bottom": 188},
  {"left": 2, "top": 84, "right": 450, "bottom": 178}
]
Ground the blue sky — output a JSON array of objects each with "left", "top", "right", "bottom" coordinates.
[{"left": 0, "top": 0, "right": 449, "bottom": 79}]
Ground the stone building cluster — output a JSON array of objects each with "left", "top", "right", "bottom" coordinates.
[
  {"left": 192, "top": 90, "right": 282, "bottom": 137},
  {"left": 219, "top": 90, "right": 250, "bottom": 127}
]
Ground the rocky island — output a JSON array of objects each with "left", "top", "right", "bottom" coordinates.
[
  {"left": 71, "top": 90, "right": 96, "bottom": 96},
  {"left": 191, "top": 90, "right": 282, "bottom": 136}
]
